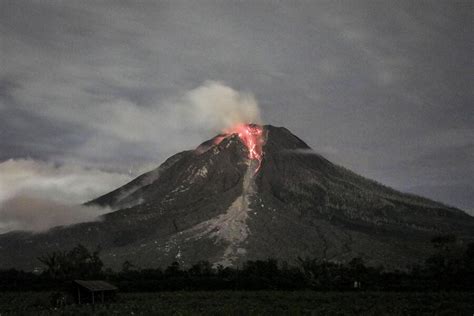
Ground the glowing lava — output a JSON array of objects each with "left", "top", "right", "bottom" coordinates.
[{"left": 215, "top": 123, "right": 265, "bottom": 172}]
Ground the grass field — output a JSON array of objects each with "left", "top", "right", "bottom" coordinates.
[{"left": 0, "top": 291, "right": 472, "bottom": 315}]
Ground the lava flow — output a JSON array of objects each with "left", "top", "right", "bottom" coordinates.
[{"left": 215, "top": 123, "right": 265, "bottom": 172}]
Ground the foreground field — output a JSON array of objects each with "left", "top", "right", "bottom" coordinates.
[{"left": 0, "top": 291, "right": 473, "bottom": 315}]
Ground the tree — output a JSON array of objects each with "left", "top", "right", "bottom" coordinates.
[
  {"left": 189, "top": 261, "right": 213, "bottom": 277},
  {"left": 165, "top": 261, "right": 181, "bottom": 277},
  {"left": 38, "top": 251, "right": 68, "bottom": 279},
  {"left": 425, "top": 234, "right": 463, "bottom": 289},
  {"left": 38, "top": 244, "right": 103, "bottom": 279},
  {"left": 121, "top": 260, "right": 136, "bottom": 273}
]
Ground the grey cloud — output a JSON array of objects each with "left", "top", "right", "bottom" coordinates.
[
  {"left": 0, "top": 159, "right": 132, "bottom": 205},
  {"left": 0, "top": 159, "right": 132, "bottom": 233},
  {"left": 0, "top": 195, "right": 110, "bottom": 234}
]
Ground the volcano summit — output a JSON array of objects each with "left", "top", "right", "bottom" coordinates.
[{"left": 0, "top": 125, "right": 473, "bottom": 270}]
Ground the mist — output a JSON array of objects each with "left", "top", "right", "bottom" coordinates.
[
  {"left": 0, "top": 159, "right": 131, "bottom": 234},
  {"left": 0, "top": 196, "right": 111, "bottom": 233}
]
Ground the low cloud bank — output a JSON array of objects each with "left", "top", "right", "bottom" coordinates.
[
  {"left": 0, "top": 196, "right": 111, "bottom": 233},
  {"left": 0, "top": 159, "right": 131, "bottom": 234}
]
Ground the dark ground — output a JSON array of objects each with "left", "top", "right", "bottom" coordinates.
[{"left": 0, "top": 291, "right": 472, "bottom": 315}]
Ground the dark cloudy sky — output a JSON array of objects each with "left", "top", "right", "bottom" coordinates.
[{"left": 0, "top": 0, "right": 473, "bottom": 220}]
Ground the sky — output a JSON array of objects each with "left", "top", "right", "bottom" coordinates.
[{"left": 0, "top": 0, "right": 472, "bottom": 231}]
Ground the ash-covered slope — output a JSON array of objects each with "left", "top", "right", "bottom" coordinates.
[{"left": 0, "top": 125, "right": 472, "bottom": 270}]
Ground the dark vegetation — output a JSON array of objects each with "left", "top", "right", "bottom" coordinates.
[{"left": 0, "top": 235, "right": 472, "bottom": 292}]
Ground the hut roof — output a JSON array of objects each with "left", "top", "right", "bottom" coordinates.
[{"left": 74, "top": 280, "right": 118, "bottom": 292}]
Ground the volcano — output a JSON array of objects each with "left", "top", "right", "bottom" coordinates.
[{"left": 0, "top": 125, "right": 473, "bottom": 270}]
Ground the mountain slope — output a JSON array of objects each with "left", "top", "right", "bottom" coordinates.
[{"left": 0, "top": 125, "right": 472, "bottom": 270}]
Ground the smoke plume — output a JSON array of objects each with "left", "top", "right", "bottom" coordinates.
[{"left": 181, "top": 81, "right": 262, "bottom": 132}]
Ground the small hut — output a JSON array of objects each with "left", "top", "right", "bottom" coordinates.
[{"left": 74, "top": 280, "right": 118, "bottom": 304}]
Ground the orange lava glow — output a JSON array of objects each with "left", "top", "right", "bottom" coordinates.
[{"left": 216, "top": 123, "right": 265, "bottom": 172}]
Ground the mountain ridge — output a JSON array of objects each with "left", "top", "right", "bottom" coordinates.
[{"left": 0, "top": 125, "right": 472, "bottom": 270}]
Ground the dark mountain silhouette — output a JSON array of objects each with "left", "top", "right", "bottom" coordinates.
[{"left": 0, "top": 125, "right": 472, "bottom": 270}]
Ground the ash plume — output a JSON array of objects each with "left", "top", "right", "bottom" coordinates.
[
  {"left": 181, "top": 81, "right": 262, "bottom": 132},
  {"left": 57, "top": 81, "right": 263, "bottom": 168}
]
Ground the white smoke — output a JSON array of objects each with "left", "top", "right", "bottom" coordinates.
[
  {"left": 0, "top": 159, "right": 131, "bottom": 234},
  {"left": 181, "top": 81, "right": 262, "bottom": 131},
  {"left": 51, "top": 81, "right": 262, "bottom": 166}
]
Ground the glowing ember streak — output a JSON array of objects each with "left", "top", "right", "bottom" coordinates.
[{"left": 215, "top": 123, "right": 265, "bottom": 172}]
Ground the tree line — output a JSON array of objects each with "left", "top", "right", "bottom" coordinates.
[{"left": 0, "top": 235, "right": 472, "bottom": 292}]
